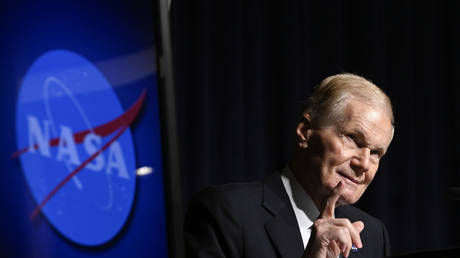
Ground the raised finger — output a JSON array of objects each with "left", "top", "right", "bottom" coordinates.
[{"left": 320, "top": 180, "right": 344, "bottom": 218}]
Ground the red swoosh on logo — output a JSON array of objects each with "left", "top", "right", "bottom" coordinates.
[{"left": 12, "top": 89, "right": 147, "bottom": 220}]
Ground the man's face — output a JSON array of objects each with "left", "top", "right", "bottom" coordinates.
[{"left": 297, "top": 99, "right": 393, "bottom": 206}]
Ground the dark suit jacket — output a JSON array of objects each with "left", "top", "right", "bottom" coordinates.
[{"left": 185, "top": 172, "right": 391, "bottom": 258}]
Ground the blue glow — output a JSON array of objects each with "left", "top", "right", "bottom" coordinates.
[
  {"left": 1, "top": 1, "right": 168, "bottom": 257},
  {"left": 16, "top": 50, "right": 137, "bottom": 246}
]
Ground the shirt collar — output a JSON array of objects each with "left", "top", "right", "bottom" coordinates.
[{"left": 281, "top": 167, "right": 320, "bottom": 228}]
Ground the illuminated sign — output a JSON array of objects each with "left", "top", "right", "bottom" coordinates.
[{"left": 14, "top": 50, "right": 144, "bottom": 246}]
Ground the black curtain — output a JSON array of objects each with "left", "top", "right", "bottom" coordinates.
[{"left": 170, "top": 0, "right": 460, "bottom": 255}]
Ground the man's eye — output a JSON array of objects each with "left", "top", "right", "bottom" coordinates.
[
  {"left": 371, "top": 150, "right": 381, "bottom": 157},
  {"left": 346, "top": 134, "right": 357, "bottom": 143}
]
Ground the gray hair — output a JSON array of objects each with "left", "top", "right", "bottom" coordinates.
[{"left": 306, "top": 73, "right": 394, "bottom": 128}]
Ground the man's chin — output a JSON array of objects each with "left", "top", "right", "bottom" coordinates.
[{"left": 336, "top": 195, "right": 358, "bottom": 206}]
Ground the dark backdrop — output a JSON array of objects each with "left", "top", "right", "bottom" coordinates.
[{"left": 170, "top": 0, "right": 460, "bottom": 255}]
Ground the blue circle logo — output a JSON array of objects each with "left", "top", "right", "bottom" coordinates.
[{"left": 14, "top": 50, "right": 143, "bottom": 246}]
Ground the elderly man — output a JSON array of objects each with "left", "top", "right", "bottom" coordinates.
[{"left": 185, "top": 73, "right": 394, "bottom": 258}]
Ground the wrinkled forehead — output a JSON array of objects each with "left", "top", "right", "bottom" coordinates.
[
  {"left": 314, "top": 91, "right": 394, "bottom": 132},
  {"left": 338, "top": 100, "right": 394, "bottom": 149}
]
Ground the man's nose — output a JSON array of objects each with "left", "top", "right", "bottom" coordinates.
[{"left": 351, "top": 147, "right": 370, "bottom": 174}]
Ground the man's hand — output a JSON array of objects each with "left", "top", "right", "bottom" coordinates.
[{"left": 303, "top": 181, "right": 364, "bottom": 258}]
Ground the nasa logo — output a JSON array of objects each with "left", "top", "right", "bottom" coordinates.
[{"left": 14, "top": 50, "right": 145, "bottom": 246}]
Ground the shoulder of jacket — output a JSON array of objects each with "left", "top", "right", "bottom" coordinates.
[
  {"left": 336, "top": 205, "right": 382, "bottom": 225},
  {"left": 195, "top": 181, "right": 263, "bottom": 202}
]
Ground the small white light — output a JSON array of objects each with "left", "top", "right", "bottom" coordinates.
[{"left": 136, "top": 166, "right": 153, "bottom": 176}]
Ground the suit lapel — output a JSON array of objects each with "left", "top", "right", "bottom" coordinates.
[{"left": 262, "top": 172, "right": 304, "bottom": 258}]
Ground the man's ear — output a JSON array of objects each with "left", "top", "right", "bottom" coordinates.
[{"left": 296, "top": 112, "right": 313, "bottom": 149}]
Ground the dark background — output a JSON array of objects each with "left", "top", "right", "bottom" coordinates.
[{"left": 171, "top": 0, "right": 460, "bottom": 255}]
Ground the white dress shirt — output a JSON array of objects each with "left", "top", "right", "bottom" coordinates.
[{"left": 281, "top": 167, "right": 320, "bottom": 248}]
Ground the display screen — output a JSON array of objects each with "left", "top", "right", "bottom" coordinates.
[{"left": 1, "top": 1, "right": 168, "bottom": 257}]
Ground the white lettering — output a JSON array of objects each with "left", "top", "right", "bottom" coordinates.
[
  {"left": 27, "top": 115, "right": 51, "bottom": 157},
  {"left": 56, "top": 125, "right": 81, "bottom": 165},
  {"left": 83, "top": 133, "right": 104, "bottom": 171},
  {"left": 106, "top": 141, "right": 129, "bottom": 179},
  {"left": 26, "top": 118, "right": 130, "bottom": 180}
]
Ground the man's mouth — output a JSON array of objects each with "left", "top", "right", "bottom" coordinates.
[{"left": 337, "top": 172, "right": 360, "bottom": 184}]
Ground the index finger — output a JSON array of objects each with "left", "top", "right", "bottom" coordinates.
[{"left": 320, "top": 180, "right": 344, "bottom": 218}]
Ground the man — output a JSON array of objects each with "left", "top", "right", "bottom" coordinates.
[{"left": 185, "top": 73, "right": 394, "bottom": 258}]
